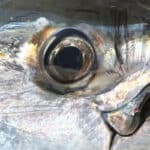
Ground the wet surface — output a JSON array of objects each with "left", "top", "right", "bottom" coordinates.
[{"left": 0, "top": 0, "right": 150, "bottom": 150}]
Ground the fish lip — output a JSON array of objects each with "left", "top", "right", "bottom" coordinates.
[
  {"left": 94, "top": 67, "right": 150, "bottom": 112},
  {"left": 117, "top": 84, "right": 149, "bottom": 115},
  {"left": 95, "top": 83, "right": 150, "bottom": 113}
]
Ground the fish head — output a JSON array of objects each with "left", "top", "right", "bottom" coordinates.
[{"left": 0, "top": 6, "right": 150, "bottom": 150}]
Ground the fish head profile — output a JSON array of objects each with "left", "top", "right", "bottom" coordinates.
[{"left": 0, "top": 2, "right": 150, "bottom": 150}]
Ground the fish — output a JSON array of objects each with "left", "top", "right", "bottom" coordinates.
[{"left": 0, "top": 3, "right": 150, "bottom": 150}]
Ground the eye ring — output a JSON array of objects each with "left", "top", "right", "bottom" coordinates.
[{"left": 38, "top": 28, "right": 97, "bottom": 93}]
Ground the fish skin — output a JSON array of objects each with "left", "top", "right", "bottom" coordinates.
[
  {"left": 0, "top": 17, "right": 149, "bottom": 150},
  {"left": 0, "top": 18, "right": 112, "bottom": 150},
  {"left": 111, "top": 118, "right": 150, "bottom": 150},
  {"left": 0, "top": 68, "right": 112, "bottom": 150}
]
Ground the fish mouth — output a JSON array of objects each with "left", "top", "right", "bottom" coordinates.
[{"left": 101, "top": 84, "right": 150, "bottom": 136}]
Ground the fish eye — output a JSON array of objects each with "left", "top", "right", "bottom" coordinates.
[{"left": 39, "top": 28, "right": 97, "bottom": 93}]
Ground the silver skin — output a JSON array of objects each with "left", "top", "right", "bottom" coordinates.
[{"left": 0, "top": 7, "right": 150, "bottom": 150}]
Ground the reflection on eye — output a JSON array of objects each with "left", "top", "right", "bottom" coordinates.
[
  {"left": 16, "top": 19, "right": 119, "bottom": 95},
  {"left": 39, "top": 28, "right": 97, "bottom": 93}
]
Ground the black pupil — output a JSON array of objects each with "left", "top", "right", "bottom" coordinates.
[{"left": 53, "top": 46, "right": 83, "bottom": 71}]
